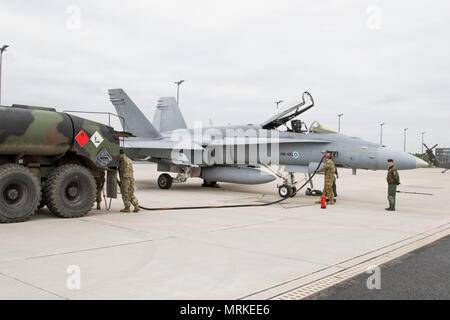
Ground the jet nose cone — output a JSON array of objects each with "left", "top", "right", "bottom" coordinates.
[
  {"left": 415, "top": 158, "right": 428, "bottom": 168},
  {"left": 376, "top": 147, "right": 425, "bottom": 170}
]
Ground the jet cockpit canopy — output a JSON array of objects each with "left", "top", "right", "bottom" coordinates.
[
  {"left": 261, "top": 91, "right": 314, "bottom": 130},
  {"left": 309, "top": 121, "right": 338, "bottom": 134}
]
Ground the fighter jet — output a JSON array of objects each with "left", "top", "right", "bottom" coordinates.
[
  {"left": 423, "top": 144, "right": 449, "bottom": 173},
  {"left": 108, "top": 89, "right": 428, "bottom": 197}
]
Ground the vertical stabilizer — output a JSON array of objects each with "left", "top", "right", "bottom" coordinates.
[
  {"left": 153, "top": 97, "right": 187, "bottom": 132},
  {"left": 108, "top": 89, "right": 161, "bottom": 139}
]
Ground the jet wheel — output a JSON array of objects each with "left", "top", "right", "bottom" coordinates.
[
  {"left": 278, "top": 184, "right": 292, "bottom": 198},
  {"left": 289, "top": 187, "right": 297, "bottom": 198},
  {"left": 158, "top": 174, "right": 173, "bottom": 189}
]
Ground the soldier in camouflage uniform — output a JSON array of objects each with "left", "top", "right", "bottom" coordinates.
[
  {"left": 118, "top": 150, "right": 140, "bottom": 213},
  {"left": 386, "top": 159, "right": 400, "bottom": 211},
  {"left": 95, "top": 170, "right": 105, "bottom": 210},
  {"left": 315, "top": 153, "right": 336, "bottom": 205},
  {"left": 333, "top": 167, "right": 338, "bottom": 198}
]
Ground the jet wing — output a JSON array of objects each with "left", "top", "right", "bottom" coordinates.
[
  {"left": 285, "top": 162, "right": 323, "bottom": 174},
  {"left": 122, "top": 138, "right": 204, "bottom": 166},
  {"left": 208, "top": 137, "right": 330, "bottom": 146},
  {"left": 123, "top": 139, "right": 204, "bottom": 150}
]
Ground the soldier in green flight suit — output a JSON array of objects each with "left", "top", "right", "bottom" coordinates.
[
  {"left": 118, "top": 150, "right": 140, "bottom": 213},
  {"left": 315, "top": 152, "right": 336, "bottom": 205},
  {"left": 386, "top": 159, "right": 400, "bottom": 211}
]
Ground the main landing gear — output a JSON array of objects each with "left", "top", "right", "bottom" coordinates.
[
  {"left": 278, "top": 184, "right": 297, "bottom": 198},
  {"left": 157, "top": 167, "right": 194, "bottom": 190}
]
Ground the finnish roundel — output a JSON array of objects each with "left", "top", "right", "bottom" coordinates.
[{"left": 293, "top": 152, "right": 300, "bottom": 159}]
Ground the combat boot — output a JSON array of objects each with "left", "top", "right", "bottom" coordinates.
[
  {"left": 96, "top": 203, "right": 101, "bottom": 210},
  {"left": 133, "top": 205, "right": 140, "bottom": 213},
  {"left": 315, "top": 200, "right": 321, "bottom": 204},
  {"left": 328, "top": 201, "right": 335, "bottom": 205},
  {"left": 120, "top": 207, "right": 131, "bottom": 213}
]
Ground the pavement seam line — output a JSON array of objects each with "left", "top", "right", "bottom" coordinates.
[
  {"left": 0, "top": 272, "right": 68, "bottom": 300},
  {"left": 269, "top": 228, "right": 450, "bottom": 300},
  {"left": 238, "top": 222, "right": 450, "bottom": 300}
]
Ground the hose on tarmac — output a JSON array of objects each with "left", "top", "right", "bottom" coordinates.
[{"left": 138, "top": 155, "right": 326, "bottom": 211}]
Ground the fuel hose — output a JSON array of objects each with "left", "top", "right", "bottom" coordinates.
[{"left": 138, "top": 156, "right": 326, "bottom": 211}]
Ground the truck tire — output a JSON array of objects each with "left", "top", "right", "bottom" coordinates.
[
  {"left": 0, "top": 164, "right": 41, "bottom": 223},
  {"left": 43, "top": 164, "right": 96, "bottom": 218}
]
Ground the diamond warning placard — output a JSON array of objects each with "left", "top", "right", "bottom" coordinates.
[
  {"left": 90, "top": 131, "right": 104, "bottom": 148},
  {"left": 75, "top": 130, "right": 89, "bottom": 147}
]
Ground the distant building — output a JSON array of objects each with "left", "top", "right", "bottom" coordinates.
[{"left": 436, "top": 148, "right": 450, "bottom": 165}]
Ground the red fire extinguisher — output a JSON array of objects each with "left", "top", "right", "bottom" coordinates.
[{"left": 321, "top": 195, "right": 327, "bottom": 209}]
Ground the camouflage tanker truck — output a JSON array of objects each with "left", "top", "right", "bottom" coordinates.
[{"left": 0, "top": 104, "right": 120, "bottom": 223}]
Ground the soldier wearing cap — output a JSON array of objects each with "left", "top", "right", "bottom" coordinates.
[
  {"left": 386, "top": 159, "right": 400, "bottom": 211},
  {"left": 118, "top": 150, "right": 140, "bottom": 213}
]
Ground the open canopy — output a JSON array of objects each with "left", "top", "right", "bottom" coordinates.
[{"left": 261, "top": 92, "right": 314, "bottom": 130}]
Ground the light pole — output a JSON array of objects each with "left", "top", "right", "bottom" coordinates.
[
  {"left": 275, "top": 100, "right": 283, "bottom": 109},
  {"left": 421, "top": 131, "right": 426, "bottom": 154},
  {"left": 403, "top": 128, "right": 408, "bottom": 152},
  {"left": 338, "top": 113, "right": 344, "bottom": 132},
  {"left": 175, "top": 80, "right": 185, "bottom": 105},
  {"left": 380, "top": 122, "right": 385, "bottom": 145},
  {"left": 0, "top": 45, "right": 9, "bottom": 105}
]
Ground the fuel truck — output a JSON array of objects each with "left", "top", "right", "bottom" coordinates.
[{"left": 0, "top": 104, "right": 120, "bottom": 223}]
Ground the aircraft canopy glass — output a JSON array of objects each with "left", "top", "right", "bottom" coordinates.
[{"left": 310, "top": 121, "right": 338, "bottom": 134}]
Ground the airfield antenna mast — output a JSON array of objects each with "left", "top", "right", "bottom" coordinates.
[
  {"left": 0, "top": 44, "right": 9, "bottom": 105},
  {"left": 380, "top": 122, "right": 386, "bottom": 145},
  {"left": 275, "top": 100, "right": 283, "bottom": 109},
  {"left": 175, "top": 80, "right": 185, "bottom": 106},
  {"left": 338, "top": 113, "right": 344, "bottom": 132},
  {"left": 421, "top": 131, "right": 426, "bottom": 154},
  {"left": 403, "top": 128, "right": 408, "bottom": 152}
]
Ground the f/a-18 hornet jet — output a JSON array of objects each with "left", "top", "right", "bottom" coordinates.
[{"left": 108, "top": 89, "right": 427, "bottom": 198}]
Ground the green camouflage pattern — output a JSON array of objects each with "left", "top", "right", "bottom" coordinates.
[
  {"left": 317, "top": 158, "right": 336, "bottom": 203},
  {"left": 119, "top": 154, "right": 138, "bottom": 208},
  {"left": 0, "top": 105, "right": 119, "bottom": 169},
  {"left": 119, "top": 154, "right": 134, "bottom": 179},
  {"left": 120, "top": 177, "right": 139, "bottom": 208},
  {"left": 323, "top": 180, "right": 334, "bottom": 203},
  {"left": 0, "top": 106, "right": 72, "bottom": 155},
  {"left": 95, "top": 171, "right": 106, "bottom": 204},
  {"left": 317, "top": 158, "right": 336, "bottom": 182}
]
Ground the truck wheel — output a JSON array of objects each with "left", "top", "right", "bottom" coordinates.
[
  {"left": 158, "top": 174, "right": 173, "bottom": 189},
  {"left": 0, "top": 164, "right": 41, "bottom": 223},
  {"left": 43, "top": 164, "right": 96, "bottom": 218}
]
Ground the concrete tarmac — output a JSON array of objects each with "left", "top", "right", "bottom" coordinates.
[
  {"left": 307, "top": 235, "right": 450, "bottom": 300},
  {"left": 0, "top": 165, "right": 449, "bottom": 299}
]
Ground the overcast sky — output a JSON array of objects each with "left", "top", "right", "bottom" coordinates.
[{"left": 1, "top": 0, "right": 449, "bottom": 153}]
